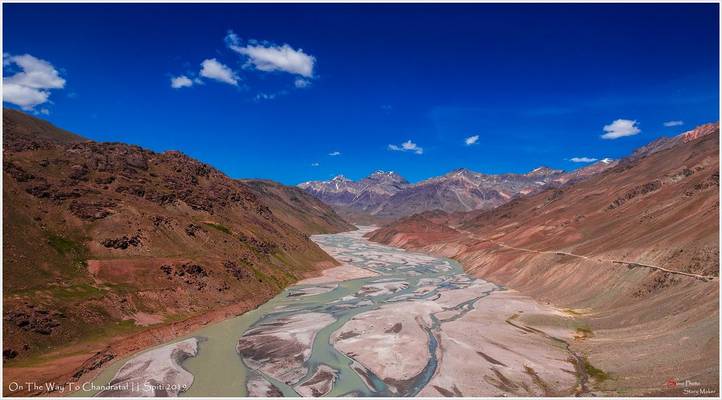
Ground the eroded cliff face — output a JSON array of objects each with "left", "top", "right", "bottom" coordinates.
[
  {"left": 2, "top": 109, "right": 353, "bottom": 393},
  {"left": 368, "top": 126, "right": 719, "bottom": 395}
]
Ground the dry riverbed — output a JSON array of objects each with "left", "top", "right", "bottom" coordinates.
[{"left": 81, "top": 227, "right": 587, "bottom": 397}]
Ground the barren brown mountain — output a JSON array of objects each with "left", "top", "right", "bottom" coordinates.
[
  {"left": 369, "top": 123, "right": 719, "bottom": 395},
  {"left": 2, "top": 109, "right": 353, "bottom": 395}
]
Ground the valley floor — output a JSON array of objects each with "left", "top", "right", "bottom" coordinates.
[{"left": 45, "top": 227, "right": 602, "bottom": 397}]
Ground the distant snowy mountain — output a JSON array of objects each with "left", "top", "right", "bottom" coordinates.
[{"left": 298, "top": 165, "right": 600, "bottom": 221}]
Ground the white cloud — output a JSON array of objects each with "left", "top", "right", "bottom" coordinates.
[
  {"left": 3, "top": 54, "right": 65, "bottom": 110},
  {"left": 328, "top": 151, "right": 341, "bottom": 156},
  {"left": 5, "top": 54, "right": 65, "bottom": 89},
  {"left": 3, "top": 83, "right": 50, "bottom": 110},
  {"left": 200, "top": 58, "right": 238, "bottom": 85},
  {"left": 465, "top": 135, "right": 479, "bottom": 146},
  {"left": 294, "top": 78, "right": 311, "bottom": 88},
  {"left": 226, "top": 32, "right": 315, "bottom": 78},
  {"left": 663, "top": 120, "right": 684, "bottom": 127},
  {"left": 255, "top": 92, "right": 276, "bottom": 101},
  {"left": 601, "top": 119, "right": 640, "bottom": 139},
  {"left": 254, "top": 90, "right": 289, "bottom": 102},
  {"left": 570, "top": 157, "right": 598, "bottom": 163},
  {"left": 170, "top": 75, "right": 193, "bottom": 89},
  {"left": 388, "top": 140, "right": 423, "bottom": 155},
  {"left": 311, "top": 162, "right": 320, "bottom": 167}
]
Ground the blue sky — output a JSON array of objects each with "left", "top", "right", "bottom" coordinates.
[{"left": 3, "top": 3, "right": 719, "bottom": 185}]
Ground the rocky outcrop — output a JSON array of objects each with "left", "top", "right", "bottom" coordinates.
[{"left": 101, "top": 233, "right": 143, "bottom": 249}]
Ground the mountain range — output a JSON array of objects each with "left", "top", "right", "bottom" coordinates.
[
  {"left": 299, "top": 160, "right": 619, "bottom": 222},
  {"left": 300, "top": 123, "right": 717, "bottom": 223}
]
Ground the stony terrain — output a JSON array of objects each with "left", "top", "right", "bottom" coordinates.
[
  {"left": 2, "top": 108, "right": 353, "bottom": 396},
  {"left": 368, "top": 122, "right": 720, "bottom": 395}
]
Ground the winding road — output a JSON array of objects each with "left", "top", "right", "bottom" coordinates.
[{"left": 456, "top": 229, "right": 717, "bottom": 282}]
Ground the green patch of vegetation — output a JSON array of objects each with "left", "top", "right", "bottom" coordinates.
[
  {"left": 267, "top": 256, "right": 298, "bottom": 288},
  {"left": 205, "top": 222, "right": 231, "bottom": 234},
  {"left": 105, "top": 319, "right": 139, "bottom": 335},
  {"left": 583, "top": 356, "right": 610, "bottom": 382},
  {"left": 47, "top": 284, "right": 106, "bottom": 301},
  {"left": 46, "top": 232, "right": 87, "bottom": 270},
  {"left": 163, "top": 313, "right": 190, "bottom": 324},
  {"left": 102, "top": 282, "right": 139, "bottom": 294},
  {"left": 247, "top": 264, "right": 286, "bottom": 289},
  {"left": 271, "top": 252, "right": 302, "bottom": 281},
  {"left": 248, "top": 265, "right": 268, "bottom": 283},
  {"left": 267, "top": 274, "right": 286, "bottom": 289},
  {"left": 1, "top": 342, "right": 78, "bottom": 368},
  {"left": 47, "top": 234, "right": 79, "bottom": 254},
  {"left": 79, "top": 306, "right": 141, "bottom": 338},
  {"left": 8, "top": 281, "right": 103, "bottom": 301},
  {"left": 71, "top": 318, "right": 142, "bottom": 349}
]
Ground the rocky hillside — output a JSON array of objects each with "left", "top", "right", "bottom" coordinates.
[
  {"left": 2, "top": 109, "right": 352, "bottom": 393},
  {"left": 240, "top": 179, "right": 355, "bottom": 235},
  {"left": 368, "top": 122, "right": 719, "bottom": 395},
  {"left": 300, "top": 165, "right": 617, "bottom": 222}
]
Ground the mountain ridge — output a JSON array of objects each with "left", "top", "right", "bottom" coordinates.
[
  {"left": 299, "top": 162, "right": 616, "bottom": 221},
  {"left": 2, "top": 109, "right": 354, "bottom": 394}
]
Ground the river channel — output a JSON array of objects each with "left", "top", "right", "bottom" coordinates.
[{"left": 79, "top": 227, "right": 583, "bottom": 397}]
